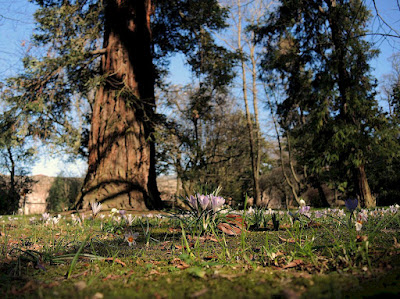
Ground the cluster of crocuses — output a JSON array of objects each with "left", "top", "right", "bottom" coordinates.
[
  {"left": 41, "top": 212, "right": 62, "bottom": 226},
  {"left": 187, "top": 193, "right": 225, "bottom": 214},
  {"left": 298, "top": 199, "right": 311, "bottom": 217}
]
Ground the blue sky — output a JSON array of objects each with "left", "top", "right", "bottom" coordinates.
[{"left": 0, "top": 0, "right": 399, "bottom": 177}]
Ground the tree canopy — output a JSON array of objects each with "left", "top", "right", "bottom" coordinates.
[{"left": 255, "top": 0, "right": 392, "bottom": 207}]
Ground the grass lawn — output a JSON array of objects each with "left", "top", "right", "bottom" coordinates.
[{"left": 1, "top": 204, "right": 399, "bottom": 298}]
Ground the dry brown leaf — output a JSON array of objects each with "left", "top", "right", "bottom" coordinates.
[
  {"left": 104, "top": 257, "right": 126, "bottom": 267},
  {"left": 217, "top": 223, "right": 238, "bottom": 236},
  {"left": 280, "top": 224, "right": 292, "bottom": 229},
  {"left": 225, "top": 214, "right": 248, "bottom": 229},
  {"left": 187, "top": 235, "right": 218, "bottom": 243},
  {"left": 175, "top": 243, "right": 194, "bottom": 250},
  {"left": 282, "top": 259, "right": 304, "bottom": 269},
  {"left": 149, "top": 269, "right": 162, "bottom": 275},
  {"left": 170, "top": 258, "right": 190, "bottom": 270},
  {"left": 278, "top": 236, "right": 296, "bottom": 243},
  {"left": 102, "top": 274, "right": 121, "bottom": 281}
]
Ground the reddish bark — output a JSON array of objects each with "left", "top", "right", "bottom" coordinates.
[{"left": 76, "top": 0, "right": 162, "bottom": 210}]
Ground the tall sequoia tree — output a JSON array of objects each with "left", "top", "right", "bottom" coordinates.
[
  {"left": 78, "top": 0, "right": 161, "bottom": 209},
  {"left": 256, "top": 0, "right": 386, "bottom": 207},
  {"left": 11, "top": 0, "right": 232, "bottom": 210}
]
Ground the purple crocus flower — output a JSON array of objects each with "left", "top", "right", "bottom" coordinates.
[
  {"left": 299, "top": 206, "right": 310, "bottom": 215},
  {"left": 197, "top": 194, "right": 210, "bottom": 211},
  {"left": 188, "top": 195, "right": 198, "bottom": 210},
  {"left": 345, "top": 198, "right": 358, "bottom": 212},
  {"left": 314, "top": 210, "right": 324, "bottom": 219},
  {"left": 210, "top": 195, "right": 225, "bottom": 212}
]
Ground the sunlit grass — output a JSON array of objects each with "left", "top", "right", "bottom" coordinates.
[{"left": 0, "top": 204, "right": 399, "bottom": 298}]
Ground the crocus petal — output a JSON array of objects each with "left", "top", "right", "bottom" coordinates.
[
  {"left": 198, "top": 195, "right": 210, "bottom": 211},
  {"left": 211, "top": 195, "right": 225, "bottom": 212},
  {"left": 188, "top": 195, "right": 198, "bottom": 210}
]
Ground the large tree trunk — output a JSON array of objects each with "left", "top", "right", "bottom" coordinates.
[
  {"left": 357, "top": 164, "right": 375, "bottom": 208},
  {"left": 76, "top": 0, "right": 162, "bottom": 210}
]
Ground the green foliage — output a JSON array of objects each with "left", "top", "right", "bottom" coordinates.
[
  {"left": 46, "top": 174, "right": 83, "bottom": 212},
  {"left": 255, "top": 0, "right": 388, "bottom": 202},
  {"left": 0, "top": 85, "right": 36, "bottom": 214},
  {"left": 156, "top": 86, "right": 270, "bottom": 204},
  {"left": 8, "top": 0, "right": 236, "bottom": 157},
  {"left": 366, "top": 65, "right": 400, "bottom": 205}
]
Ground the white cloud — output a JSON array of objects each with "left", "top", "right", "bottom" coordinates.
[{"left": 32, "top": 156, "right": 87, "bottom": 178}]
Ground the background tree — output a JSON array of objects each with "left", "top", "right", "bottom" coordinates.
[
  {"left": 46, "top": 173, "right": 83, "bottom": 212},
  {"left": 255, "top": 0, "right": 388, "bottom": 207},
  {"left": 156, "top": 85, "right": 270, "bottom": 205},
  {"left": 216, "top": 0, "right": 276, "bottom": 206},
  {"left": 367, "top": 53, "right": 400, "bottom": 206},
  {"left": 0, "top": 84, "right": 35, "bottom": 214}
]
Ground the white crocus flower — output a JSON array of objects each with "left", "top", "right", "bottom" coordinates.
[
  {"left": 124, "top": 231, "right": 139, "bottom": 247},
  {"left": 90, "top": 202, "right": 103, "bottom": 218}
]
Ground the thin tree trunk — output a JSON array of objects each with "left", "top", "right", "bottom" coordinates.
[
  {"left": 77, "top": 0, "right": 161, "bottom": 210},
  {"left": 237, "top": 0, "right": 260, "bottom": 205},
  {"left": 7, "top": 146, "right": 19, "bottom": 213},
  {"left": 250, "top": 39, "right": 262, "bottom": 205},
  {"left": 357, "top": 164, "right": 375, "bottom": 208},
  {"left": 266, "top": 95, "right": 301, "bottom": 205}
]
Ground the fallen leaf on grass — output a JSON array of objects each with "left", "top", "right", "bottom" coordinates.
[
  {"left": 187, "top": 235, "right": 218, "bottom": 243},
  {"left": 217, "top": 222, "right": 241, "bottom": 236},
  {"left": 278, "top": 236, "right": 296, "bottom": 243},
  {"left": 279, "top": 224, "right": 292, "bottom": 229},
  {"left": 282, "top": 259, "right": 304, "bottom": 269},
  {"left": 159, "top": 241, "right": 172, "bottom": 251},
  {"left": 148, "top": 269, "right": 164, "bottom": 275},
  {"left": 102, "top": 274, "right": 122, "bottom": 281},
  {"left": 175, "top": 243, "right": 194, "bottom": 250},
  {"left": 225, "top": 214, "right": 247, "bottom": 229},
  {"left": 170, "top": 258, "right": 190, "bottom": 270},
  {"left": 104, "top": 257, "right": 126, "bottom": 267}
]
